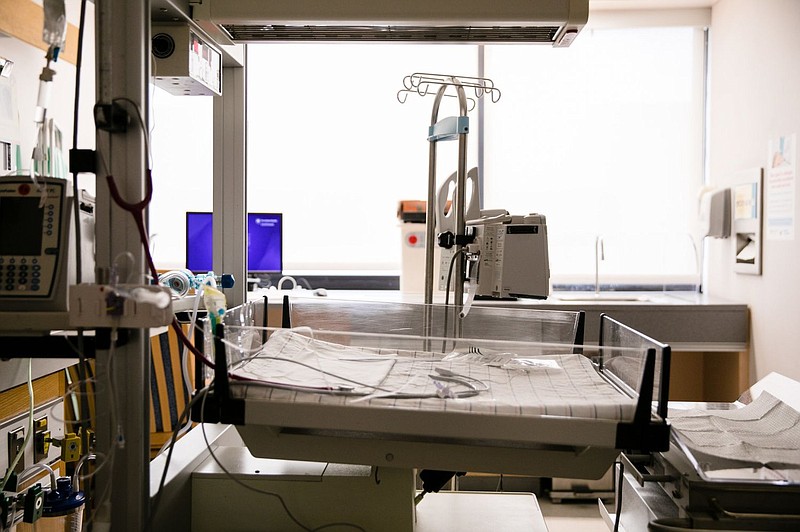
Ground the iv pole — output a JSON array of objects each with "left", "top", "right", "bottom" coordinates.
[
  {"left": 424, "top": 80, "right": 469, "bottom": 310},
  {"left": 398, "top": 73, "right": 500, "bottom": 312},
  {"left": 398, "top": 73, "right": 500, "bottom": 340}
]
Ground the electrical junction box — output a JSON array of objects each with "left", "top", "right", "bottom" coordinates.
[{"left": 152, "top": 25, "right": 222, "bottom": 96}]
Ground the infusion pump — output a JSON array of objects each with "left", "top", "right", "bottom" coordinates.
[
  {"left": 470, "top": 213, "right": 550, "bottom": 300},
  {"left": 0, "top": 176, "right": 94, "bottom": 312}
]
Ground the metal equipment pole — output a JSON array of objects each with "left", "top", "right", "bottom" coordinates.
[
  {"left": 214, "top": 54, "right": 248, "bottom": 309},
  {"left": 453, "top": 83, "right": 469, "bottom": 318},
  {"left": 424, "top": 86, "right": 447, "bottom": 307},
  {"left": 94, "top": 0, "right": 151, "bottom": 529}
]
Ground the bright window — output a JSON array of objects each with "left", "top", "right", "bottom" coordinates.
[
  {"left": 483, "top": 26, "right": 706, "bottom": 287},
  {"left": 246, "top": 44, "right": 478, "bottom": 273},
  {"left": 152, "top": 22, "right": 706, "bottom": 289}
]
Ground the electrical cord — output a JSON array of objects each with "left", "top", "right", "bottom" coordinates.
[
  {"left": 71, "top": 0, "right": 88, "bottom": 284},
  {"left": 197, "top": 386, "right": 367, "bottom": 532},
  {"left": 614, "top": 459, "right": 624, "bottom": 532},
  {"left": 442, "top": 248, "right": 467, "bottom": 350},
  {"left": 443, "top": 248, "right": 467, "bottom": 308},
  {"left": 495, "top": 474, "right": 504, "bottom": 492},
  {"left": 68, "top": 3, "right": 96, "bottom": 483},
  {"left": 150, "top": 384, "right": 366, "bottom": 532},
  {"left": 146, "top": 385, "right": 210, "bottom": 532},
  {"left": 79, "top": 329, "right": 128, "bottom": 531}
]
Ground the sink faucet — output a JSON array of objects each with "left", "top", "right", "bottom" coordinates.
[{"left": 595, "top": 236, "right": 605, "bottom": 295}]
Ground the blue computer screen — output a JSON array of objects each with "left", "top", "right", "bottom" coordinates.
[{"left": 185, "top": 212, "right": 282, "bottom": 273}]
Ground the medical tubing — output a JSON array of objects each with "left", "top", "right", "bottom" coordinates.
[
  {"left": 81, "top": 450, "right": 116, "bottom": 530},
  {"left": 105, "top": 170, "right": 213, "bottom": 369},
  {"left": 227, "top": 347, "right": 391, "bottom": 395},
  {"left": 72, "top": 453, "right": 97, "bottom": 491},
  {"left": 1, "top": 359, "right": 34, "bottom": 491},
  {"left": 55, "top": 378, "right": 106, "bottom": 426},
  {"left": 72, "top": 450, "right": 112, "bottom": 486},
  {"left": 443, "top": 248, "right": 467, "bottom": 347},
  {"left": 21, "top": 462, "right": 57, "bottom": 489},
  {"left": 444, "top": 248, "right": 467, "bottom": 307},
  {"left": 460, "top": 259, "right": 479, "bottom": 318},
  {"left": 183, "top": 281, "right": 205, "bottom": 400},
  {"left": 157, "top": 284, "right": 207, "bottom": 456},
  {"left": 107, "top": 328, "right": 126, "bottom": 449},
  {"left": 56, "top": 337, "right": 99, "bottom": 443},
  {"left": 227, "top": 335, "right": 487, "bottom": 400}
]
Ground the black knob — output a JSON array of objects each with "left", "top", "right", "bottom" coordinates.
[{"left": 437, "top": 231, "right": 455, "bottom": 249}]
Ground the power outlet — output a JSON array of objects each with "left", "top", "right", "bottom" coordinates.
[
  {"left": 6, "top": 428, "right": 25, "bottom": 475},
  {"left": 1, "top": 399, "right": 64, "bottom": 484},
  {"left": 33, "top": 417, "right": 49, "bottom": 464}
]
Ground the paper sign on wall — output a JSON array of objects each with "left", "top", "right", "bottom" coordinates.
[{"left": 766, "top": 134, "right": 796, "bottom": 240}]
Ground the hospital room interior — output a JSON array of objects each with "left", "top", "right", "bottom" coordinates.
[{"left": 1, "top": 0, "right": 799, "bottom": 530}]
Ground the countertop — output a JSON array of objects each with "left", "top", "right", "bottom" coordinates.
[{"left": 250, "top": 290, "right": 749, "bottom": 352}]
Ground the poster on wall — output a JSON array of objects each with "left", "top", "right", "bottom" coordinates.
[{"left": 766, "top": 133, "right": 796, "bottom": 240}]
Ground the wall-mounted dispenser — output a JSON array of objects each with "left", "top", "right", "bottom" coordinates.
[
  {"left": 732, "top": 168, "right": 763, "bottom": 275},
  {"left": 701, "top": 187, "right": 731, "bottom": 238}
]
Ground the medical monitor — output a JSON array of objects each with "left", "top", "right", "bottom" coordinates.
[{"left": 185, "top": 212, "right": 283, "bottom": 273}]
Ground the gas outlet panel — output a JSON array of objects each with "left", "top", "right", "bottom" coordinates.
[{"left": 1, "top": 398, "right": 65, "bottom": 488}]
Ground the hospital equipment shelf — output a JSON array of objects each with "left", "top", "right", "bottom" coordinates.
[{"left": 192, "top": 298, "right": 671, "bottom": 483}]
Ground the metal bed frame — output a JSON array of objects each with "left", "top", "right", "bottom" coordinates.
[{"left": 191, "top": 297, "right": 670, "bottom": 480}]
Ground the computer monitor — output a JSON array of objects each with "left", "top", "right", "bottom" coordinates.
[
  {"left": 247, "top": 213, "right": 283, "bottom": 272},
  {"left": 185, "top": 212, "right": 283, "bottom": 273}
]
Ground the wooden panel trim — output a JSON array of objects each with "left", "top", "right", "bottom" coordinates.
[
  {"left": 0, "top": 371, "right": 63, "bottom": 423},
  {"left": 0, "top": 0, "right": 80, "bottom": 65}
]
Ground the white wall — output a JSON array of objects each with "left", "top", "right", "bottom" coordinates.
[
  {"left": 0, "top": 2, "right": 95, "bottom": 182},
  {"left": 707, "top": 0, "right": 800, "bottom": 383},
  {"left": 149, "top": 88, "right": 213, "bottom": 270}
]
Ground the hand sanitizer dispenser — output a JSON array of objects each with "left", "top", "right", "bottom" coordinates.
[{"left": 732, "top": 168, "right": 763, "bottom": 275}]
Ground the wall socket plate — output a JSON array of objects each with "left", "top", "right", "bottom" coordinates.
[
  {"left": 1, "top": 398, "right": 64, "bottom": 490},
  {"left": 7, "top": 428, "right": 25, "bottom": 475}
]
